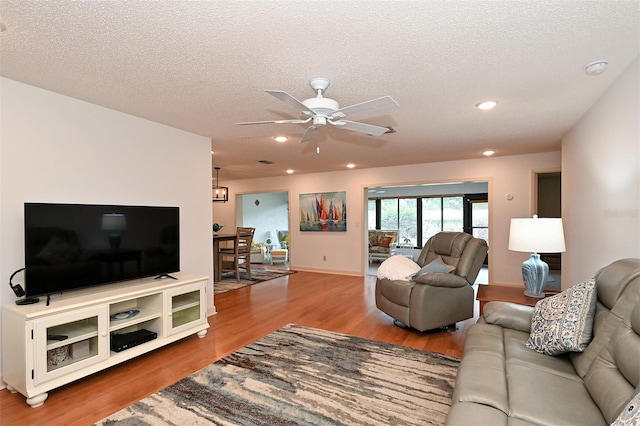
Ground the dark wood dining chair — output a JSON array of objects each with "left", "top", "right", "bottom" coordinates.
[{"left": 217, "top": 227, "right": 255, "bottom": 282}]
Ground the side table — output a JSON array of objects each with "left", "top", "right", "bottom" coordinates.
[
  {"left": 396, "top": 242, "right": 414, "bottom": 260},
  {"left": 476, "top": 285, "right": 558, "bottom": 315},
  {"left": 264, "top": 244, "right": 275, "bottom": 263}
]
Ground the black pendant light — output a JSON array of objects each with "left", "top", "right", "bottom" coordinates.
[{"left": 212, "top": 167, "right": 228, "bottom": 202}]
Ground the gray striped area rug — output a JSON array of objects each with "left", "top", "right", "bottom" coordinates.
[
  {"left": 214, "top": 269, "right": 295, "bottom": 295},
  {"left": 96, "top": 324, "right": 460, "bottom": 425}
]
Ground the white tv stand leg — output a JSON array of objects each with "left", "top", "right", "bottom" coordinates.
[
  {"left": 197, "top": 329, "right": 208, "bottom": 338},
  {"left": 26, "top": 392, "right": 48, "bottom": 408}
]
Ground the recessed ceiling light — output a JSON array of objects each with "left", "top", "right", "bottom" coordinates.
[
  {"left": 483, "top": 150, "right": 495, "bottom": 156},
  {"left": 584, "top": 60, "right": 607, "bottom": 76},
  {"left": 211, "top": 150, "right": 215, "bottom": 155},
  {"left": 286, "top": 169, "right": 294, "bottom": 174},
  {"left": 346, "top": 163, "right": 356, "bottom": 169},
  {"left": 274, "top": 136, "right": 288, "bottom": 143},
  {"left": 476, "top": 101, "right": 498, "bottom": 110}
]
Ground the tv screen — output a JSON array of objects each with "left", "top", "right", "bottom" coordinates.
[{"left": 24, "top": 203, "right": 180, "bottom": 298}]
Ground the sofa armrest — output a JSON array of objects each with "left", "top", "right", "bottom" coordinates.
[
  {"left": 482, "top": 301, "right": 534, "bottom": 333},
  {"left": 414, "top": 272, "right": 468, "bottom": 288}
]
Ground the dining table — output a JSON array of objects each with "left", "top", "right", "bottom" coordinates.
[{"left": 213, "top": 233, "right": 237, "bottom": 282}]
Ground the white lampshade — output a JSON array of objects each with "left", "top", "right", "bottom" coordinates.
[
  {"left": 101, "top": 213, "right": 127, "bottom": 231},
  {"left": 509, "top": 217, "right": 566, "bottom": 253}
]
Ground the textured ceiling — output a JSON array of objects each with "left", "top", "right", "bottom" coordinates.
[{"left": 1, "top": 1, "right": 638, "bottom": 181}]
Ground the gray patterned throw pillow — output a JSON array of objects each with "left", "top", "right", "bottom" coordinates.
[
  {"left": 413, "top": 256, "right": 455, "bottom": 279},
  {"left": 526, "top": 278, "right": 597, "bottom": 356},
  {"left": 611, "top": 392, "right": 640, "bottom": 426}
]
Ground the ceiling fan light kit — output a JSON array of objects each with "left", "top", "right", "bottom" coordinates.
[
  {"left": 238, "top": 77, "right": 398, "bottom": 145},
  {"left": 303, "top": 97, "right": 339, "bottom": 116},
  {"left": 313, "top": 116, "right": 328, "bottom": 126}
]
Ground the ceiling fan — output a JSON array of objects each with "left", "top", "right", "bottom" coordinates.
[{"left": 237, "top": 77, "right": 399, "bottom": 144}]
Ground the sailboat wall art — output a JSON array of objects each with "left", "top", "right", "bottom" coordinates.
[{"left": 299, "top": 191, "right": 347, "bottom": 232}]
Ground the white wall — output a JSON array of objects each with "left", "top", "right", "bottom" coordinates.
[
  {"left": 0, "top": 78, "right": 213, "bottom": 380},
  {"left": 240, "top": 191, "right": 289, "bottom": 245},
  {"left": 562, "top": 57, "right": 640, "bottom": 285},
  {"left": 213, "top": 151, "right": 562, "bottom": 283}
]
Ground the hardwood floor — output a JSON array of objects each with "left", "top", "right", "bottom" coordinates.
[{"left": 0, "top": 271, "right": 478, "bottom": 425}]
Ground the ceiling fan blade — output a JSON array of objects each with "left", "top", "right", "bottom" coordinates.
[
  {"left": 266, "top": 90, "right": 315, "bottom": 116},
  {"left": 237, "top": 118, "right": 311, "bottom": 125},
  {"left": 300, "top": 125, "right": 320, "bottom": 143},
  {"left": 329, "top": 96, "right": 399, "bottom": 120},
  {"left": 330, "top": 120, "right": 390, "bottom": 137}
]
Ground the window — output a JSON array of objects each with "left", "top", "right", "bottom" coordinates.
[
  {"left": 422, "top": 197, "right": 444, "bottom": 243},
  {"left": 367, "top": 200, "right": 377, "bottom": 230},
  {"left": 463, "top": 194, "right": 489, "bottom": 247},
  {"left": 443, "top": 197, "right": 463, "bottom": 231},
  {"left": 380, "top": 199, "right": 399, "bottom": 230},
  {"left": 399, "top": 198, "right": 417, "bottom": 246},
  {"left": 373, "top": 198, "right": 418, "bottom": 246},
  {"left": 471, "top": 201, "right": 489, "bottom": 241},
  {"left": 422, "top": 197, "right": 463, "bottom": 245},
  {"left": 370, "top": 194, "right": 487, "bottom": 248}
]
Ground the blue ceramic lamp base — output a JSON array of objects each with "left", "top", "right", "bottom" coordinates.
[{"left": 521, "top": 253, "right": 548, "bottom": 298}]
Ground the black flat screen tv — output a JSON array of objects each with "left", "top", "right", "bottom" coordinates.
[{"left": 24, "top": 203, "right": 180, "bottom": 298}]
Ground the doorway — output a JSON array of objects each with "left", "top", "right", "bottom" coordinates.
[
  {"left": 365, "top": 181, "right": 489, "bottom": 283},
  {"left": 238, "top": 191, "right": 290, "bottom": 267}
]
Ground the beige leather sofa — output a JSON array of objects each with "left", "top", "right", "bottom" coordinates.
[
  {"left": 446, "top": 258, "right": 640, "bottom": 425},
  {"left": 376, "top": 232, "right": 487, "bottom": 331}
]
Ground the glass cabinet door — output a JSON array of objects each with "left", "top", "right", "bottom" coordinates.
[
  {"left": 33, "top": 306, "right": 109, "bottom": 385},
  {"left": 165, "top": 282, "right": 206, "bottom": 336}
]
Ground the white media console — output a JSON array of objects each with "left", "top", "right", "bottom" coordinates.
[{"left": 1, "top": 273, "right": 209, "bottom": 407}]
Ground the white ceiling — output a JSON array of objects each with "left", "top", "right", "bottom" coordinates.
[{"left": 1, "top": 1, "right": 638, "bottom": 181}]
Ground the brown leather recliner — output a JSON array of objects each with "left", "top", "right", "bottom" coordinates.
[{"left": 375, "top": 232, "right": 488, "bottom": 331}]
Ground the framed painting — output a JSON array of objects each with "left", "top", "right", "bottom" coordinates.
[{"left": 299, "top": 191, "right": 347, "bottom": 232}]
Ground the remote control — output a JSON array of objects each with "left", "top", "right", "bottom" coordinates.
[{"left": 47, "top": 334, "right": 68, "bottom": 341}]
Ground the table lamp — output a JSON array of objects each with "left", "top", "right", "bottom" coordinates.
[{"left": 508, "top": 215, "right": 566, "bottom": 297}]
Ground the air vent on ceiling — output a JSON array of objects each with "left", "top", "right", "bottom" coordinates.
[{"left": 258, "top": 160, "right": 274, "bottom": 164}]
